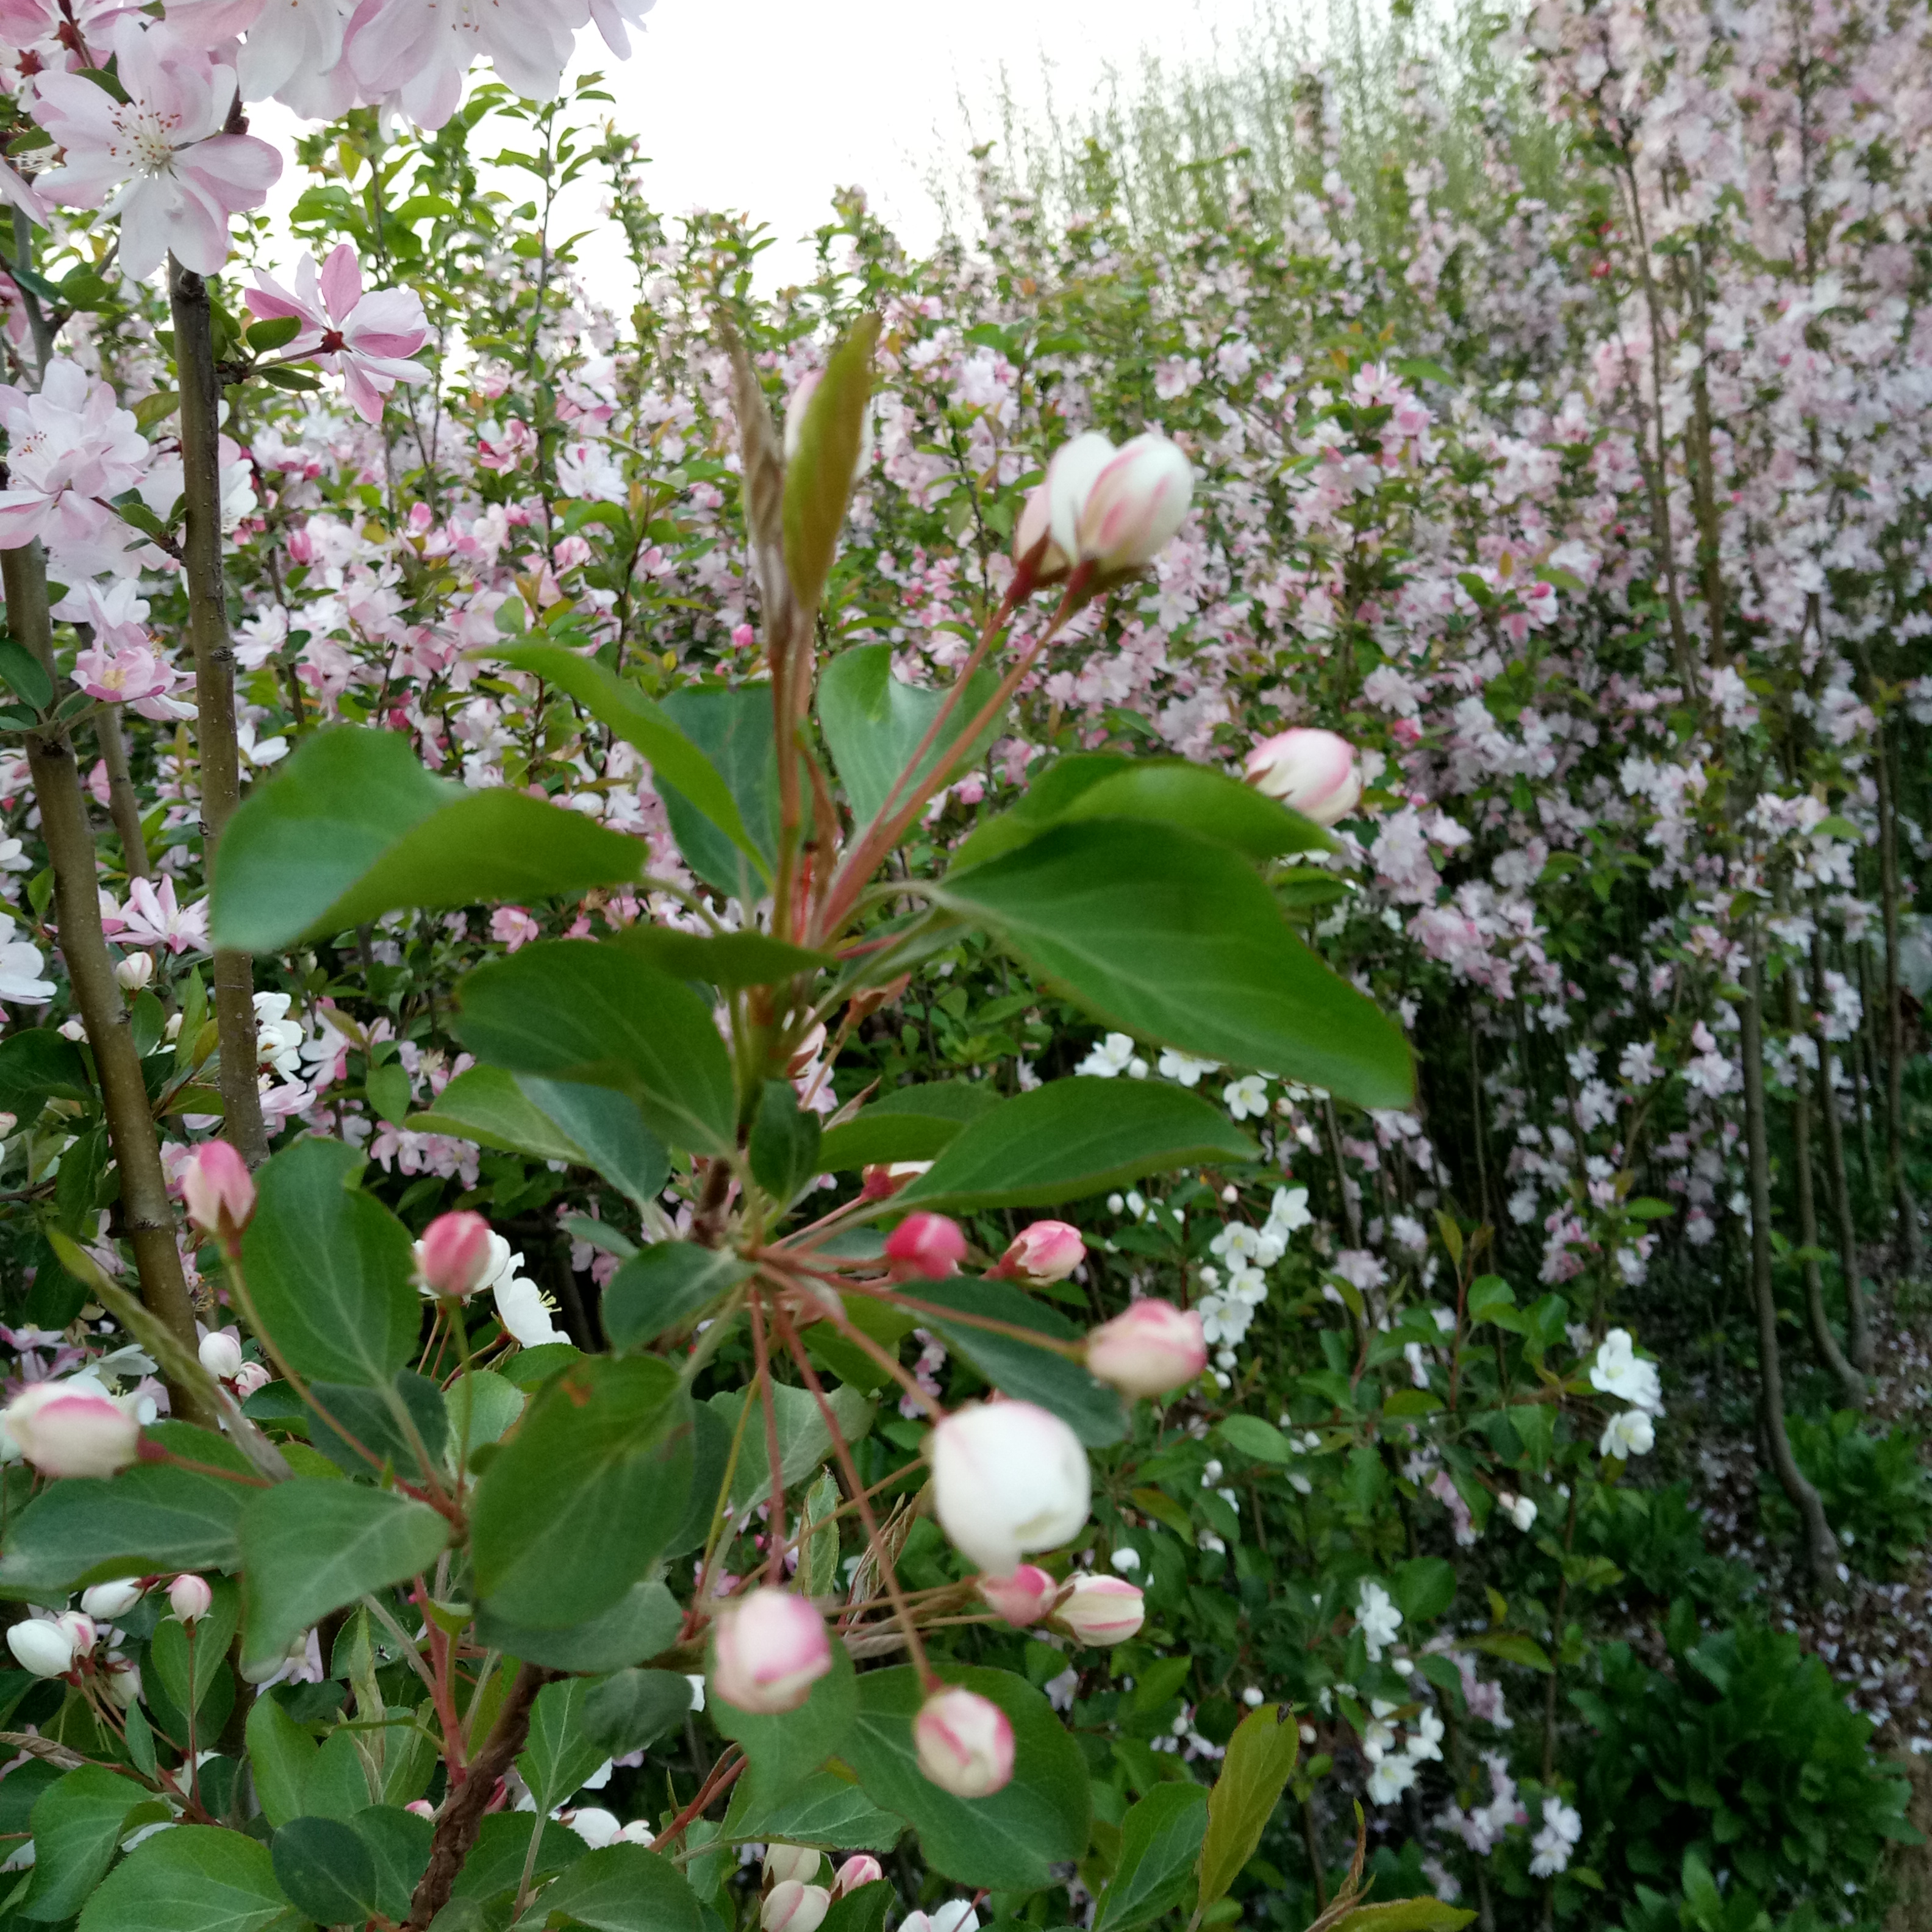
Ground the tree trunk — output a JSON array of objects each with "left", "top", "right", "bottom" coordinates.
[
  {"left": 1811, "top": 922, "right": 1874, "bottom": 1373},
  {"left": 1870, "top": 721, "right": 1923, "bottom": 1275}
]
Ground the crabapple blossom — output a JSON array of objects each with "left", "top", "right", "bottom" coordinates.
[
  {"left": 1085, "top": 1299, "right": 1207, "bottom": 1396},
  {"left": 989, "top": 1220, "right": 1084, "bottom": 1284},
  {"left": 760, "top": 1882, "right": 830, "bottom": 1932},
  {"left": 415, "top": 1211, "right": 494, "bottom": 1298},
  {"left": 198, "top": 1331, "right": 244, "bottom": 1380},
  {"left": 0, "top": 361, "right": 149, "bottom": 558},
  {"left": 168, "top": 1574, "right": 213, "bottom": 1622},
  {"left": 978, "top": 1564, "right": 1057, "bottom": 1626},
  {"left": 710, "top": 1588, "right": 831, "bottom": 1714},
  {"left": 1244, "top": 729, "right": 1364, "bottom": 826},
  {"left": 2, "top": 1378, "right": 140, "bottom": 1476},
  {"left": 1055, "top": 1573, "right": 1146, "bottom": 1644},
  {"left": 1356, "top": 1579, "right": 1403, "bottom": 1660},
  {"left": 914, "top": 1686, "right": 1014, "bottom": 1797},
  {"left": 884, "top": 1212, "right": 966, "bottom": 1280},
  {"left": 245, "top": 245, "right": 430, "bottom": 425},
  {"left": 928, "top": 1400, "right": 1091, "bottom": 1576},
  {"left": 7, "top": 1618, "right": 76, "bottom": 1678},
  {"left": 181, "top": 1139, "right": 256, "bottom": 1242},
  {"left": 0, "top": 943, "right": 56, "bottom": 1006},
  {"left": 345, "top": 0, "right": 595, "bottom": 132},
  {"left": 1598, "top": 1409, "right": 1655, "bottom": 1460}
]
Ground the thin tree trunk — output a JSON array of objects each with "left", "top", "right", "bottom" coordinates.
[
  {"left": 168, "top": 257, "right": 268, "bottom": 1166},
  {"left": 1741, "top": 936, "right": 1838, "bottom": 1588},
  {"left": 3, "top": 545, "right": 213, "bottom": 1427},
  {"left": 1811, "top": 923, "right": 1873, "bottom": 1372},
  {"left": 94, "top": 703, "right": 149, "bottom": 881},
  {"left": 1870, "top": 721, "right": 1922, "bottom": 1275}
]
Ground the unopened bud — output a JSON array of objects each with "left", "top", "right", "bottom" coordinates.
[
  {"left": 762, "top": 1881, "right": 831, "bottom": 1932},
  {"left": 232, "top": 1362, "right": 272, "bottom": 1400},
  {"left": 884, "top": 1212, "right": 967, "bottom": 1281},
  {"left": 55, "top": 1610, "right": 97, "bottom": 1656},
  {"left": 1054, "top": 1573, "right": 1145, "bottom": 1645},
  {"left": 763, "top": 1846, "right": 823, "bottom": 1887},
  {"left": 978, "top": 1564, "right": 1057, "bottom": 1627},
  {"left": 711, "top": 1588, "right": 832, "bottom": 1716},
  {"left": 102, "top": 1657, "right": 141, "bottom": 1706},
  {"left": 990, "top": 1220, "right": 1084, "bottom": 1285},
  {"left": 929, "top": 1400, "right": 1090, "bottom": 1576},
  {"left": 860, "top": 1161, "right": 929, "bottom": 1201},
  {"left": 2, "top": 1380, "right": 140, "bottom": 1477},
  {"left": 1046, "top": 431, "right": 1193, "bottom": 578},
  {"left": 1243, "top": 728, "right": 1362, "bottom": 826},
  {"left": 198, "top": 1331, "right": 245, "bottom": 1381},
  {"left": 180, "top": 1139, "right": 256, "bottom": 1243},
  {"left": 80, "top": 1580, "right": 145, "bottom": 1622},
  {"left": 1012, "top": 484, "right": 1070, "bottom": 587},
  {"left": 831, "top": 1856, "right": 882, "bottom": 1898},
  {"left": 415, "top": 1211, "right": 495, "bottom": 1298},
  {"left": 1086, "top": 1300, "right": 1207, "bottom": 1397},
  {"left": 914, "top": 1686, "right": 1014, "bottom": 1797},
  {"left": 114, "top": 953, "right": 152, "bottom": 992},
  {"left": 168, "top": 1574, "right": 213, "bottom": 1623},
  {"left": 7, "top": 1619, "right": 76, "bottom": 1678}
]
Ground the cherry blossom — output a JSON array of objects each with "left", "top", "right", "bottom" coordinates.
[
  {"left": 245, "top": 243, "right": 430, "bottom": 425},
  {"left": 0, "top": 360, "right": 149, "bottom": 557}
]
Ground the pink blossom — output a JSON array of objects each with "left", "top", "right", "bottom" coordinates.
[
  {"left": 118, "top": 876, "right": 210, "bottom": 956},
  {"left": 345, "top": 0, "right": 595, "bottom": 132},
  {"left": 0, "top": 360, "right": 149, "bottom": 556},
  {"left": 246, "top": 244, "right": 429, "bottom": 426}
]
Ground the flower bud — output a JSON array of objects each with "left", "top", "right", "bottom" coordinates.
[
  {"left": 55, "top": 1611, "right": 97, "bottom": 1657},
  {"left": 80, "top": 1580, "right": 145, "bottom": 1622},
  {"left": 415, "top": 1211, "right": 495, "bottom": 1299},
  {"left": 978, "top": 1564, "right": 1057, "bottom": 1626},
  {"left": 7, "top": 1618, "right": 76, "bottom": 1678},
  {"left": 102, "top": 1658, "right": 141, "bottom": 1707},
  {"left": 180, "top": 1139, "right": 256, "bottom": 1243},
  {"left": 567, "top": 1807, "right": 622, "bottom": 1848},
  {"left": 232, "top": 1362, "right": 272, "bottom": 1401},
  {"left": 1012, "top": 485, "right": 1069, "bottom": 587},
  {"left": 0, "top": 1112, "right": 15, "bottom": 1140},
  {"left": 1086, "top": 1300, "right": 1207, "bottom": 1397},
  {"left": 763, "top": 1845, "right": 823, "bottom": 1887},
  {"left": 114, "top": 953, "right": 153, "bottom": 992},
  {"left": 928, "top": 1400, "right": 1091, "bottom": 1576},
  {"left": 404, "top": 1799, "right": 435, "bottom": 1819},
  {"left": 783, "top": 368, "right": 872, "bottom": 490},
  {"left": 1243, "top": 728, "right": 1362, "bottom": 827},
  {"left": 1054, "top": 1573, "right": 1145, "bottom": 1645},
  {"left": 831, "top": 1856, "right": 882, "bottom": 1898},
  {"left": 884, "top": 1212, "right": 967, "bottom": 1281},
  {"left": 169, "top": 1574, "right": 213, "bottom": 1623},
  {"left": 989, "top": 1220, "right": 1084, "bottom": 1286},
  {"left": 198, "top": 1331, "right": 245, "bottom": 1381},
  {"left": 859, "top": 1161, "right": 929, "bottom": 1202},
  {"left": 1073, "top": 433, "right": 1195, "bottom": 574},
  {"left": 914, "top": 1686, "right": 1014, "bottom": 1797},
  {"left": 762, "top": 1882, "right": 831, "bottom": 1932},
  {"left": 2, "top": 1380, "right": 140, "bottom": 1478},
  {"left": 711, "top": 1588, "right": 832, "bottom": 1715}
]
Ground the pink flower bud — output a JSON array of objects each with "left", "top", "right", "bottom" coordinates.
[
  {"left": 7, "top": 1619, "right": 76, "bottom": 1678},
  {"left": 1086, "top": 1300, "right": 1207, "bottom": 1397},
  {"left": 762, "top": 1882, "right": 831, "bottom": 1932},
  {"left": 232, "top": 1362, "right": 272, "bottom": 1400},
  {"left": 1012, "top": 485, "right": 1070, "bottom": 586},
  {"left": 1054, "top": 1573, "right": 1145, "bottom": 1645},
  {"left": 914, "top": 1686, "right": 1014, "bottom": 1797},
  {"left": 80, "top": 1581, "right": 144, "bottom": 1622},
  {"left": 885, "top": 1212, "right": 967, "bottom": 1281},
  {"left": 763, "top": 1845, "right": 822, "bottom": 1886},
  {"left": 180, "top": 1139, "right": 256, "bottom": 1242},
  {"left": 55, "top": 1611, "right": 98, "bottom": 1656},
  {"left": 198, "top": 1331, "right": 244, "bottom": 1381},
  {"left": 711, "top": 1588, "right": 832, "bottom": 1715},
  {"left": 1073, "top": 433, "right": 1195, "bottom": 574},
  {"left": 2, "top": 1381, "right": 140, "bottom": 1477},
  {"left": 928, "top": 1400, "right": 1090, "bottom": 1576},
  {"left": 831, "top": 1856, "right": 883, "bottom": 1898},
  {"left": 416, "top": 1211, "right": 495, "bottom": 1298},
  {"left": 405, "top": 1799, "right": 435, "bottom": 1819},
  {"left": 989, "top": 1220, "right": 1084, "bottom": 1286},
  {"left": 169, "top": 1574, "right": 213, "bottom": 1623},
  {"left": 1243, "top": 728, "right": 1362, "bottom": 827},
  {"left": 978, "top": 1564, "right": 1057, "bottom": 1626},
  {"left": 860, "top": 1161, "right": 929, "bottom": 1201}
]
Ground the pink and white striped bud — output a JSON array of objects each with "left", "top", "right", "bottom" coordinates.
[
  {"left": 232, "top": 1362, "right": 272, "bottom": 1401},
  {"left": 1012, "top": 485, "right": 1070, "bottom": 587},
  {"left": 55, "top": 1611, "right": 98, "bottom": 1656},
  {"left": 762, "top": 1882, "right": 831, "bottom": 1932},
  {"left": 1054, "top": 1573, "right": 1145, "bottom": 1645},
  {"left": 978, "top": 1564, "right": 1057, "bottom": 1627},
  {"left": 168, "top": 1575, "right": 213, "bottom": 1623},
  {"left": 884, "top": 1212, "right": 967, "bottom": 1281},
  {"left": 710, "top": 1588, "right": 832, "bottom": 1716},
  {"left": 114, "top": 953, "right": 153, "bottom": 992},
  {"left": 763, "top": 1845, "right": 823, "bottom": 1887},
  {"left": 831, "top": 1856, "right": 883, "bottom": 1898},
  {"left": 198, "top": 1331, "right": 244, "bottom": 1381},
  {"left": 2, "top": 1381, "right": 140, "bottom": 1478},
  {"left": 180, "top": 1140, "right": 256, "bottom": 1243},
  {"left": 1086, "top": 1300, "right": 1207, "bottom": 1397},
  {"left": 1243, "top": 728, "right": 1362, "bottom": 827},
  {"left": 928, "top": 1400, "right": 1091, "bottom": 1576},
  {"left": 7, "top": 1618, "right": 76, "bottom": 1678},
  {"left": 415, "top": 1211, "right": 495, "bottom": 1299},
  {"left": 1071, "top": 433, "right": 1194, "bottom": 574},
  {"left": 914, "top": 1686, "right": 1014, "bottom": 1797},
  {"left": 989, "top": 1220, "right": 1084, "bottom": 1286},
  {"left": 80, "top": 1580, "right": 145, "bottom": 1622}
]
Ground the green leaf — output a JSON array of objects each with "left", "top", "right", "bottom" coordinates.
[
  {"left": 0, "top": 639, "right": 52, "bottom": 713},
  {"left": 407, "top": 1063, "right": 594, "bottom": 1162},
  {"left": 454, "top": 940, "right": 737, "bottom": 1156},
  {"left": 895, "top": 1076, "right": 1257, "bottom": 1212},
  {"left": 604, "top": 1242, "right": 751, "bottom": 1352},
  {"left": 77, "top": 1825, "right": 299, "bottom": 1932},
  {"left": 471, "top": 1356, "right": 694, "bottom": 1628},
  {"left": 1331, "top": 1903, "right": 1476, "bottom": 1932},
  {"left": 818, "top": 1879, "right": 893, "bottom": 1932},
  {"left": 1465, "top": 1632, "right": 1553, "bottom": 1672},
  {"left": 817, "top": 1082, "right": 998, "bottom": 1171},
  {"left": 843, "top": 1665, "right": 1090, "bottom": 1890},
  {"left": 751, "top": 1079, "right": 823, "bottom": 1205},
  {"left": 21, "top": 1767, "right": 147, "bottom": 1923},
  {"left": 246, "top": 1694, "right": 318, "bottom": 1830},
  {"left": 656, "top": 685, "right": 780, "bottom": 897},
  {"left": 618, "top": 927, "right": 831, "bottom": 990},
  {"left": 900, "top": 1276, "right": 1127, "bottom": 1446},
  {"left": 1216, "top": 1415, "right": 1294, "bottom": 1463},
  {"left": 1392, "top": 1556, "right": 1458, "bottom": 1624},
  {"left": 712, "top": 1382, "right": 873, "bottom": 1511},
  {"left": 211, "top": 726, "right": 645, "bottom": 950},
  {"left": 936, "top": 822, "right": 1413, "bottom": 1111},
  {"left": 518, "top": 1676, "right": 610, "bottom": 1814},
  {"left": 720, "top": 1768, "right": 906, "bottom": 1852},
  {"left": 133, "top": 390, "right": 181, "bottom": 431},
  {"left": 449, "top": 1813, "right": 580, "bottom": 1908},
  {"left": 148, "top": 1578, "right": 241, "bottom": 1724},
  {"left": 713, "top": 1637, "right": 857, "bottom": 1807},
  {"left": 0, "top": 1028, "right": 91, "bottom": 1107},
  {"left": 818, "top": 643, "right": 1002, "bottom": 834},
  {"left": 272, "top": 1815, "right": 381, "bottom": 1926},
  {"left": 1196, "top": 1704, "right": 1298, "bottom": 1914},
  {"left": 782, "top": 315, "right": 881, "bottom": 609},
  {"left": 491, "top": 646, "right": 768, "bottom": 887},
  {"left": 447, "top": 1370, "right": 524, "bottom": 1461},
  {"left": 306, "top": 1370, "right": 448, "bottom": 1481},
  {"left": 350, "top": 1806, "right": 432, "bottom": 1922},
  {"left": 259, "top": 365, "right": 323, "bottom": 393},
  {"left": 1095, "top": 1780, "right": 1209, "bottom": 1932},
  {"left": 241, "top": 1137, "right": 420, "bottom": 1389},
  {"left": 240, "top": 1479, "right": 452, "bottom": 1668},
  {"left": 245, "top": 314, "right": 303, "bottom": 351},
  {"left": 515, "top": 1842, "right": 703, "bottom": 1932},
  {"left": 582, "top": 1669, "right": 695, "bottom": 1758},
  {"left": 474, "top": 1578, "right": 683, "bottom": 1675}
]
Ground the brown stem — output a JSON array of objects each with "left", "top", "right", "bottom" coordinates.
[
  {"left": 1740, "top": 934, "right": 1838, "bottom": 1589},
  {"left": 1869, "top": 719, "right": 1922, "bottom": 1275},
  {"left": 2, "top": 546, "right": 213, "bottom": 1426},
  {"left": 1809, "top": 920, "right": 1873, "bottom": 1372},
  {"left": 93, "top": 701, "right": 149, "bottom": 880},
  {"left": 168, "top": 256, "right": 267, "bottom": 1167},
  {"left": 402, "top": 1660, "right": 550, "bottom": 1930},
  {"left": 1539, "top": 1481, "right": 1580, "bottom": 1783}
]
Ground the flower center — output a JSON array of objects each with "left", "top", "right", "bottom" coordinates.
[{"left": 115, "top": 107, "right": 181, "bottom": 178}]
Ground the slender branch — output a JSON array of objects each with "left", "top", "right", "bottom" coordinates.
[{"left": 93, "top": 700, "right": 150, "bottom": 879}]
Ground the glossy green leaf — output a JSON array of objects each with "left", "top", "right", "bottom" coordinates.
[
  {"left": 515, "top": 1075, "right": 671, "bottom": 1209},
  {"left": 713, "top": 1637, "right": 857, "bottom": 1808},
  {"left": 516, "top": 1842, "right": 703, "bottom": 1932},
  {"left": 77, "top": 1825, "right": 298, "bottom": 1932},
  {"left": 1095, "top": 1781, "right": 1209, "bottom": 1932},
  {"left": 0, "top": 1028, "right": 91, "bottom": 1107},
  {"left": 712, "top": 1382, "right": 873, "bottom": 1511},
  {"left": 751, "top": 1078, "right": 823, "bottom": 1205},
  {"left": 843, "top": 1665, "right": 1090, "bottom": 1889},
  {"left": 817, "top": 1082, "right": 998, "bottom": 1171},
  {"left": 1217, "top": 1416, "right": 1295, "bottom": 1463},
  {"left": 936, "top": 821, "right": 1413, "bottom": 1110},
  {"left": 720, "top": 1769, "right": 905, "bottom": 1852},
  {"left": 818, "top": 643, "right": 1002, "bottom": 833},
  {"left": 407, "top": 1063, "right": 588, "bottom": 1162},
  {"left": 306, "top": 1370, "right": 448, "bottom": 1481},
  {"left": 21, "top": 1767, "right": 148, "bottom": 1923},
  {"left": 518, "top": 1676, "right": 610, "bottom": 1814},
  {"left": 245, "top": 1694, "right": 318, "bottom": 1830},
  {"left": 240, "top": 1479, "right": 452, "bottom": 1668},
  {"left": 900, "top": 1276, "right": 1127, "bottom": 1446},
  {"left": 272, "top": 1816, "right": 381, "bottom": 1927},
  {"left": 604, "top": 1242, "right": 751, "bottom": 1352},
  {"left": 618, "top": 926, "right": 832, "bottom": 990},
  {"left": 783, "top": 315, "right": 881, "bottom": 609},
  {"left": 211, "top": 726, "right": 644, "bottom": 950},
  {"left": 656, "top": 685, "right": 780, "bottom": 896},
  {"left": 472, "top": 1356, "right": 694, "bottom": 1628},
  {"left": 474, "top": 1579, "right": 682, "bottom": 1675},
  {"left": 349, "top": 1807, "right": 433, "bottom": 1922},
  {"left": 240, "top": 1137, "right": 420, "bottom": 1389},
  {"left": 449, "top": 1813, "right": 581, "bottom": 1908},
  {"left": 818, "top": 1879, "right": 893, "bottom": 1932},
  {"left": 454, "top": 940, "right": 737, "bottom": 1156},
  {"left": 1196, "top": 1703, "right": 1298, "bottom": 1914},
  {"left": 148, "top": 1577, "right": 240, "bottom": 1724},
  {"left": 583, "top": 1668, "right": 695, "bottom": 1758},
  {"left": 895, "top": 1076, "right": 1257, "bottom": 1212}
]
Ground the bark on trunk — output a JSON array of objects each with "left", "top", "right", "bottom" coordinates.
[{"left": 1811, "top": 923, "right": 1874, "bottom": 1373}]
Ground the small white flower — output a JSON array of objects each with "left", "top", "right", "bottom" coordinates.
[
  {"left": 0, "top": 942, "right": 56, "bottom": 1006},
  {"left": 1598, "top": 1409, "right": 1655, "bottom": 1460},
  {"left": 1157, "top": 1050, "right": 1218, "bottom": 1087},
  {"left": 1078, "top": 1033, "right": 1145, "bottom": 1079},
  {"left": 1223, "top": 1075, "right": 1270, "bottom": 1121},
  {"left": 1356, "top": 1580, "right": 1403, "bottom": 1661},
  {"left": 1529, "top": 1797, "right": 1581, "bottom": 1877}
]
